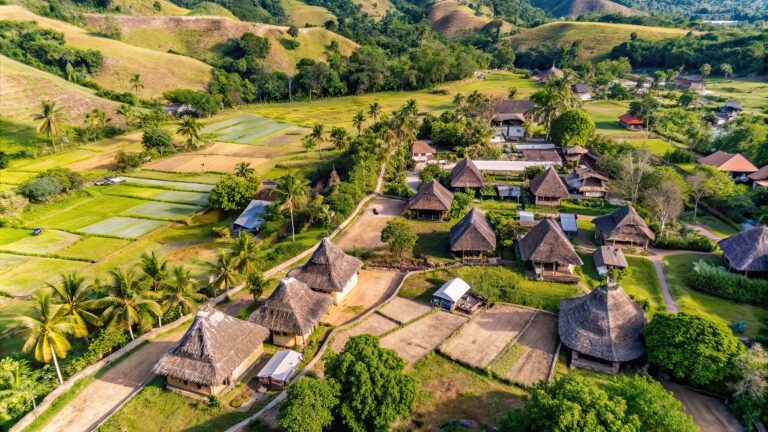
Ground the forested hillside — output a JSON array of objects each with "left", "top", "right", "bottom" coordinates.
[{"left": 620, "top": 0, "right": 768, "bottom": 21}]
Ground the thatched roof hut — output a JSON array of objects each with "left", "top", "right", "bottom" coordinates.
[
  {"left": 592, "top": 205, "right": 655, "bottom": 249},
  {"left": 451, "top": 158, "right": 484, "bottom": 189},
  {"left": 248, "top": 277, "right": 332, "bottom": 337},
  {"left": 154, "top": 306, "right": 269, "bottom": 388},
  {"left": 288, "top": 238, "right": 362, "bottom": 294},
  {"left": 718, "top": 226, "right": 768, "bottom": 275},
  {"left": 529, "top": 167, "right": 569, "bottom": 205},
  {"left": 407, "top": 179, "right": 453, "bottom": 220},
  {"left": 518, "top": 219, "right": 582, "bottom": 267},
  {"left": 559, "top": 283, "right": 647, "bottom": 372},
  {"left": 450, "top": 207, "right": 496, "bottom": 254}
]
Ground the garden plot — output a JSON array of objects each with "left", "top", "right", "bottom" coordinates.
[
  {"left": 494, "top": 313, "right": 559, "bottom": 386},
  {"left": 121, "top": 201, "right": 203, "bottom": 220},
  {"left": 379, "top": 311, "right": 467, "bottom": 366},
  {"left": 330, "top": 313, "right": 399, "bottom": 353},
  {"left": 58, "top": 236, "right": 132, "bottom": 261},
  {"left": 121, "top": 177, "right": 214, "bottom": 192},
  {"left": 0, "top": 228, "right": 35, "bottom": 247},
  {"left": 201, "top": 114, "right": 292, "bottom": 145},
  {"left": 378, "top": 297, "right": 432, "bottom": 324},
  {"left": 440, "top": 304, "right": 537, "bottom": 369},
  {"left": 29, "top": 195, "right": 148, "bottom": 231},
  {"left": 152, "top": 191, "right": 209, "bottom": 206},
  {"left": 323, "top": 270, "right": 401, "bottom": 326},
  {"left": 104, "top": 184, "right": 209, "bottom": 205},
  {"left": 0, "top": 253, "right": 88, "bottom": 295},
  {"left": 0, "top": 229, "right": 80, "bottom": 255},
  {"left": 79, "top": 217, "right": 165, "bottom": 238},
  {"left": 201, "top": 114, "right": 259, "bottom": 134}
]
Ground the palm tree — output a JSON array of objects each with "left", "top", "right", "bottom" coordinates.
[
  {"left": 47, "top": 273, "right": 101, "bottom": 341},
  {"left": 368, "top": 102, "right": 382, "bottom": 123},
  {"left": 274, "top": 174, "right": 310, "bottom": 242},
  {"left": 139, "top": 251, "right": 168, "bottom": 291},
  {"left": 329, "top": 126, "right": 350, "bottom": 151},
  {"left": 129, "top": 74, "right": 144, "bottom": 100},
  {"left": 210, "top": 252, "right": 239, "bottom": 294},
  {"left": 452, "top": 93, "right": 465, "bottom": 107},
  {"left": 0, "top": 361, "right": 47, "bottom": 416},
  {"left": 403, "top": 99, "right": 418, "bottom": 118},
  {"left": 234, "top": 162, "right": 255, "bottom": 178},
  {"left": 15, "top": 290, "right": 82, "bottom": 384},
  {"left": 352, "top": 111, "right": 366, "bottom": 136},
  {"left": 309, "top": 123, "right": 327, "bottom": 160},
  {"left": 97, "top": 268, "right": 162, "bottom": 340},
  {"left": 160, "top": 265, "right": 207, "bottom": 316},
  {"left": 177, "top": 116, "right": 202, "bottom": 150},
  {"left": 30, "top": 100, "right": 67, "bottom": 153},
  {"left": 115, "top": 104, "right": 134, "bottom": 126},
  {"left": 232, "top": 232, "right": 259, "bottom": 274},
  {"left": 246, "top": 272, "right": 269, "bottom": 301}
]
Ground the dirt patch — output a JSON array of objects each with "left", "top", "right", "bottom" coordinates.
[
  {"left": 321, "top": 270, "right": 401, "bottom": 326},
  {"left": 335, "top": 196, "right": 406, "bottom": 251},
  {"left": 380, "top": 311, "right": 467, "bottom": 366},
  {"left": 330, "top": 313, "right": 399, "bottom": 353},
  {"left": 441, "top": 304, "right": 536, "bottom": 369},
  {"left": 145, "top": 154, "right": 269, "bottom": 173},
  {"left": 663, "top": 382, "right": 743, "bottom": 432},
  {"left": 503, "top": 313, "right": 559, "bottom": 386},
  {"left": 378, "top": 296, "right": 433, "bottom": 324}
]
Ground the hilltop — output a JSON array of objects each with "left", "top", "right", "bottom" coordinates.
[
  {"left": 428, "top": 1, "right": 514, "bottom": 37},
  {"left": 279, "top": 0, "right": 335, "bottom": 26},
  {"left": 508, "top": 21, "right": 689, "bottom": 60},
  {"left": 531, "top": 0, "right": 635, "bottom": 18},
  {"left": 112, "top": 0, "right": 191, "bottom": 15},
  {"left": 83, "top": 14, "right": 359, "bottom": 74},
  {"left": 0, "top": 5, "right": 212, "bottom": 95}
]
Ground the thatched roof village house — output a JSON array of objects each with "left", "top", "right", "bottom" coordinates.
[
  {"left": 256, "top": 349, "right": 302, "bottom": 390},
  {"left": 491, "top": 99, "right": 536, "bottom": 139},
  {"left": 517, "top": 219, "right": 582, "bottom": 282},
  {"left": 249, "top": 277, "right": 333, "bottom": 347},
  {"left": 522, "top": 149, "right": 562, "bottom": 167},
  {"left": 699, "top": 150, "right": 758, "bottom": 182},
  {"left": 451, "top": 158, "right": 485, "bottom": 189},
  {"left": 287, "top": 238, "right": 363, "bottom": 304},
  {"left": 450, "top": 207, "right": 496, "bottom": 256},
  {"left": 718, "top": 226, "right": 768, "bottom": 278},
  {"left": 536, "top": 65, "right": 564, "bottom": 82},
  {"left": 618, "top": 113, "right": 644, "bottom": 131},
  {"left": 750, "top": 165, "right": 768, "bottom": 189},
  {"left": 529, "top": 167, "right": 570, "bottom": 206},
  {"left": 564, "top": 167, "right": 609, "bottom": 198},
  {"left": 572, "top": 84, "right": 593, "bottom": 101},
  {"left": 562, "top": 145, "right": 589, "bottom": 164},
  {"left": 559, "top": 283, "right": 647, "bottom": 373},
  {"left": 406, "top": 179, "right": 454, "bottom": 220},
  {"left": 593, "top": 246, "right": 628, "bottom": 276},
  {"left": 231, "top": 200, "right": 271, "bottom": 237},
  {"left": 411, "top": 140, "right": 436, "bottom": 162},
  {"left": 153, "top": 306, "right": 270, "bottom": 398},
  {"left": 592, "top": 205, "right": 655, "bottom": 250}
]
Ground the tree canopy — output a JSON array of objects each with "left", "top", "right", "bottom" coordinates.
[
  {"left": 550, "top": 109, "right": 595, "bottom": 147},
  {"left": 208, "top": 175, "right": 259, "bottom": 211}
]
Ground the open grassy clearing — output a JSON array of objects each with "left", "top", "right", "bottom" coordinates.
[
  {"left": 280, "top": 0, "right": 336, "bottom": 26},
  {"left": 627, "top": 138, "right": 678, "bottom": 157},
  {"left": 427, "top": 0, "right": 514, "bottom": 37},
  {"left": 0, "top": 6, "right": 211, "bottom": 94},
  {"left": 0, "top": 253, "right": 88, "bottom": 295},
  {"left": 582, "top": 100, "right": 632, "bottom": 135},
  {"left": 112, "top": 0, "right": 189, "bottom": 15},
  {"left": 352, "top": 0, "right": 392, "bottom": 20},
  {"left": 706, "top": 78, "right": 768, "bottom": 114},
  {"left": 578, "top": 253, "right": 665, "bottom": 314},
  {"left": 0, "top": 118, "right": 38, "bottom": 156},
  {"left": 664, "top": 253, "right": 768, "bottom": 338},
  {"left": 0, "top": 171, "right": 37, "bottom": 185},
  {"left": 681, "top": 208, "right": 740, "bottom": 238},
  {"left": 408, "top": 219, "right": 454, "bottom": 261}
]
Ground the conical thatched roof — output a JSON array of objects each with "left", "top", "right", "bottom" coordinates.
[
  {"left": 287, "top": 238, "right": 363, "bottom": 293},
  {"left": 153, "top": 306, "right": 269, "bottom": 386},
  {"left": 559, "top": 284, "right": 647, "bottom": 362},
  {"left": 450, "top": 207, "right": 496, "bottom": 252},
  {"left": 529, "top": 167, "right": 569, "bottom": 198},
  {"left": 451, "top": 158, "right": 484, "bottom": 188},
  {"left": 248, "top": 277, "right": 332, "bottom": 335},
  {"left": 592, "top": 205, "right": 656, "bottom": 244},
  {"left": 518, "top": 219, "right": 582, "bottom": 266},
  {"left": 718, "top": 226, "right": 768, "bottom": 272},
  {"left": 407, "top": 179, "right": 453, "bottom": 211}
]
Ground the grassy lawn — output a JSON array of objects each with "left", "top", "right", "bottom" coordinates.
[
  {"left": 706, "top": 78, "right": 768, "bottom": 115},
  {"left": 406, "top": 353, "right": 523, "bottom": 430},
  {"left": 626, "top": 138, "right": 677, "bottom": 157},
  {"left": 582, "top": 100, "right": 631, "bottom": 135},
  {"left": 400, "top": 265, "right": 582, "bottom": 313},
  {"left": 663, "top": 253, "right": 768, "bottom": 338},
  {"left": 407, "top": 220, "right": 454, "bottom": 262},
  {"left": 676, "top": 162, "right": 697, "bottom": 173},
  {"left": 681, "top": 209, "right": 740, "bottom": 238}
]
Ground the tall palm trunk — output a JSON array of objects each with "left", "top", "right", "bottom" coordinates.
[
  {"left": 289, "top": 201, "right": 296, "bottom": 242},
  {"left": 51, "top": 346, "right": 63, "bottom": 384}
]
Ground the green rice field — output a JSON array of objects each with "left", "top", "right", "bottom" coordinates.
[
  {"left": 0, "top": 253, "right": 88, "bottom": 295},
  {"left": 202, "top": 114, "right": 292, "bottom": 145},
  {"left": 104, "top": 184, "right": 209, "bottom": 205},
  {"left": 122, "top": 176, "right": 215, "bottom": 192},
  {"left": 58, "top": 236, "right": 132, "bottom": 261},
  {"left": 79, "top": 217, "right": 166, "bottom": 238},
  {"left": 0, "top": 229, "right": 80, "bottom": 255},
  {"left": 122, "top": 201, "right": 203, "bottom": 220},
  {"left": 29, "top": 195, "right": 148, "bottom": 231}
]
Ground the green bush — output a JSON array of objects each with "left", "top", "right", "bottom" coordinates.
[
  {"left": 60, "top": 328, "right": 130, "bottom": 379},
  {"left": 385, "top": 180, "right": 414, "bottom": 198},
  {"left": 663, "top": 148, "right": 694, "bottom": 163},
  {"left": 689, "top": 260, "right": 768, "bottom": 305},
  {"left": 655, "top": 233, "right": 715, "bottom": 252}
]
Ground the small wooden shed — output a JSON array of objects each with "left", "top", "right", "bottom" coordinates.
[
  {"left": 256, "top": 350, "right": 302, "bottom": 390},
  {"left": 433, "top": 278, "right": 471, "bottom": 311}
]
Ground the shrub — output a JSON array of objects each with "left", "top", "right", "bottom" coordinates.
[
  {"left": 115, "top": 150, "right": 145, "bottom": 171},
  {"left": 141, "top": 127, "right": 174, "bottom": 154},
  {"left": 18, "top": 176, "right": 62, "bottom": 202},
  {"left": 0, "top": 151, "right": 9, "bottom": 169},
  {"left": 663, "top": 148, "right": 694, "bottom": 163},
  {"left": 209, "top": 175, "right": 258, "bottom": 211},
  {"left": 384, "top": 180, "right": 414, "bottom": 198},
  {"left": 689, "top": 260, "right": 768, "bottom": 305},
  {"left": 654, "top": 233, "right": 715, "bottom": 252},
  {"left": 60, "top": 328, "right": 130, "bottom": 379}
]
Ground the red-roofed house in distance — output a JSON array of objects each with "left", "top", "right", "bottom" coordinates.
[
  {"left": 618, "top": 113, "right": 644, "bottom": 131},
  {"left": 750, "top": 165, "right": 768, "bottom": 189},
  {"left": 699, "top": 150, "right": 758, "bottom": 182}
]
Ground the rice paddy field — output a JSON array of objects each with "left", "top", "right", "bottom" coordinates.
[{"left": 201, "top": 114, "right": 293, "bottom": 145}]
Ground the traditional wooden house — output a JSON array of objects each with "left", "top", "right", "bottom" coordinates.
[
  {"left": 449, "top": 207, "right": 496, "bottom": 256},
  {"left": 529, "top": 167, "right": 570, "bottom": 206},
  {"left": 618, "top": 113, "right": 644, "bottom": 131},
  {"left": 699, "top": 150, "right": 758, "bottom": 182},
  {"left": 153, "top": 306, "right": 270, "bottom": 398},
  {"left": 256, "top": 349, "right": 302, "bottom": 390},
  {"left": 249, "top": 277, "right": 333, "bottom": 347},
  {"left": 559, "top": 283, "right": 647, "bottom": 373},
  {"left": 721, "top": 100, "right": 742, "bottom": 118},
  {"left": 564, "top": 167, "right": 609, "bottom": 198},
  {"left": 592, "top": 246, "right": 628, "bottom": 276},
  {"left": 287, "top": 238, "right": 363, "bottom": 304},
  {"left": 491, "top": 99, "right": 536, "bottom": 139},
  {"left": 750, "top": 165, "right": 768, "bottom": 189},
  {"left": 522, "top": 149, "right": 562, "bottom": 166},
  {"left": 406, "top": 179, "right": 454, "bottom": 220},
  {"left": 572, "top": 84, "right": 593, "bottom": 101},
  {"left": 676, "top": 78, "right": 706, "bottom": 92},
  {"left": 536, "top": 65, "right": 564, "bottom": 82},
  {"left": 516, "top": 219, "right": 583, "bottom": 281},
  {"left": 562, "top": 145, "right": 589, "bottom": 164},
  {"left": 451, "top": 158, "right": 485, "bottom": 189},
  {"left": 718, "top": 226, "right": 768, "bottom": 278},
  {"left": 411, "top": 140, "right": 436, "bottom": 162},
  {"left": 592, "top": 205, "right": 655, "bottom": 250}
]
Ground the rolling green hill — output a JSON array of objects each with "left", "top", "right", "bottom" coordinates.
[
  {"left": 427, "top": 1, "right": 515, "bottom": 37},
  {"left": 508, "top": 21, "right": 690, "bottom": 60},
  {"left": 280, "top": 0, "right": 336, "bottom": 26}
]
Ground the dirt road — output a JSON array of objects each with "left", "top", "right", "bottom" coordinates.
[
  {"left": 663, "top": 382, "right": 742, "bottom": 432},
  {"left": 334, "top": 196, "right": 405, "bottom": 251}
]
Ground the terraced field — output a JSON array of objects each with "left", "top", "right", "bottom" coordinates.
[{"left": 202, "top": 114, "right": 292, "bottom": 145}]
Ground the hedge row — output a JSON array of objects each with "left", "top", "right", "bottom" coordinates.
[
  {"left": 689, "top": 260, "right": 768, "bottom": 305},
  {"left": 655, "top": 234, "right": 716, "bottom": 252}
]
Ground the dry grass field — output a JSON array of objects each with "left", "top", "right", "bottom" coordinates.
[
  {"left": 330, "top": 313, "right": 399, "bottom": 352},
  {"left": 335, "top": 196, "right": 406, "bottom": 251},
  {"left": 496, "top": 313, "right": 559, "bottom": 386},
  {"left": 427, "top": 1, "right": 514, "bottom": 37},
  {"left": 322, "top": 270, "right": 401, "bottom": 326},
  {"left": 377, "top": 297, "right": 433, "bottom": 324},
  {"left": 440, "top": 304, "right": 536, "bottom": 369},
  {"left": 353, "top": 0, "right": 392, "bottom": 20},
  {"left": 379, "top": 311, "right": 467, "bottom": 366},
  {"left": 280, "top": 0, "right": 336, "bottom": 26}
]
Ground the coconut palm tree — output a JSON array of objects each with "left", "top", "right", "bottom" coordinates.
[
  {"left": 30, "top": 100, "right": 67, "bottom": 153},
  {"left": 246, "top": 272, "right": 269, "bottom": 301},
  {"left": 352, "top": 111, "right": 366, "bottom": 136},
  {"left": 176, "top": 115, "right": 202, "bottom": 150},
  {"left": 139, "top": 251, "right": 168, "bottom": 291},
  {"left": 309, "top": 123, "right": 327, "bottom": 160},
  {"left": 232, "top": 232, "right": 259, "bottom": 275},
  {"left": 47, "top": 273, "right": 101, "bottom": 341},
  {"left": 209, "top": 252, "right": 239, "bottom": 294},
  {"left": 115, "top": 104, "right": 134, "bottom": 126},
  {"left": 15, "top": 290, "right": 82, "bottom": 384},
  {"left": 97, "top": 268, "right": 162, "bottom": 340},
  {"left": 329, "top": 126, "right": 350, "bottom": 151},
  {"left": 274, "top": 174, "right": 310, "bottom": 242},
  {"left": 160, "top": 265, "right": 207, "bottom": 316},
  {"left": 452, "top": 93, "right": 465, "bottom": 107},
  {"left": 368, "top": 102, "right": 382, "bottom": 123},
  {"left": 129, "top": 74, "right": 144, "bottom": 99},
  {"left": 0, "top": 361, "right": 47, "bottom": 416},
  {"left": 234, "top": 162, "right": 255, "bottom": 178}
]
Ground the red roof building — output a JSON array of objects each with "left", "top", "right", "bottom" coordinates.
[
  {"left": 618, "top": 113, "right": 644, "bottom": 131},
  {"left": 700, "top": 150, "right": 758, "bottom": 182}
]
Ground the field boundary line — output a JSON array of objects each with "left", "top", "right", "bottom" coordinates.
[
  {"left": 547, "top": 342, "right": 562, "bottom": 383},
  {"left": 487, "top": 312, "right": 537, "bottom": 371}
]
